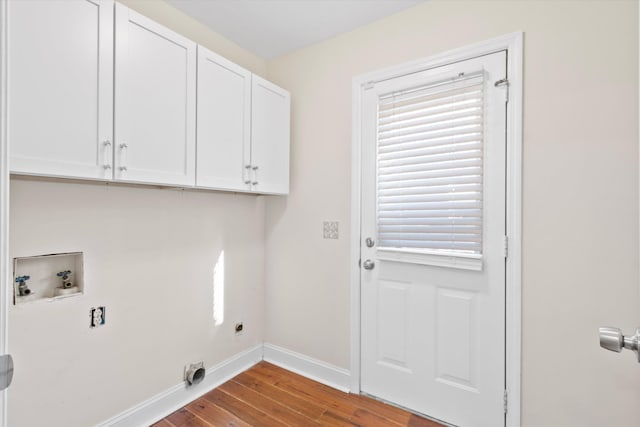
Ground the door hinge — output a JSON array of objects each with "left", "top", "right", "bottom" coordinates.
[
  {"left": 503, "top": 235, "right": 509, "bottom": 259},
  {"left": 503, "top": 389, "right": 508, "bottom": 414},
  {"left": 495, "top": 78, "right": 509, "bottom": 103}
]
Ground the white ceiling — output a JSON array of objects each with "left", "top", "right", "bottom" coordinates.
[{"left": 166, "top": 0, "right": 425, "bottom": 59}]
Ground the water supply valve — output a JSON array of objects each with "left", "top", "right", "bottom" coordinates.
[
  {"left": 15, "top": 275, "right": 31, "bottom": 296},
  {"left": 56, "top": 270, "right": 73, "bottom": 289}
]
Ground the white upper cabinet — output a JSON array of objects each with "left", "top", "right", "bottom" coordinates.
[
  {"left": 196, "top": 46, "right": 252, "bottom": 191},
  {"left": 8, "top": 0, "right": 114, "bottom": 180},
  {"left": 250, "top": 75, "right": 291, "bottom": 195},
  {"left": 114, "top": 4, "right": 196, "bottom": 187},
  {"left": 7, "top": 2, "right": 289, "bottom": 194}
]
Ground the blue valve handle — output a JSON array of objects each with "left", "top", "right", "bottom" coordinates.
[
  {"left": 56, "top": 270, "right": 71, "bottom": 278},
  {"left": 15, "top": 275, "right": 30, "bottom": 283}
]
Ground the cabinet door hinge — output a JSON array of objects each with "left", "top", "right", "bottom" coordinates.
[
  {"left": 503, "top": 389, "right": 508, "bottom": 414},
  {"left": 503, "top": 235, "right": 509, "bottom": 259}
]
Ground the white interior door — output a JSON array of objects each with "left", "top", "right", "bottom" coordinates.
[
  {"left": 114, "top": 4, "right": 196, "bottom": 187},
  {"left": 360, "top": 51, "right": 508, "bottom": 427}
]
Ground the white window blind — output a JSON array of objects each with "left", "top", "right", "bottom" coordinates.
[{"left": 376, "top": 71, "right": 485, "bottom": 256}]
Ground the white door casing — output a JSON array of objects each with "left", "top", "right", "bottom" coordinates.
[
  {"left": 351, "top": 33, "right": 523, "bottom": 427},
  {"left": 114, "top": 3, "right": 196, "bottom": 187},
  {"left": 0, "top": 0, "right": 8, "bottom": 425},
  {"left": 196, "top": 46, "right": 252, "bottom": 191},
  {"left": 8, "top": 0, "right": 114, "bottom": 180}
]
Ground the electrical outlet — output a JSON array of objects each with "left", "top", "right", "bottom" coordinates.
[
  {"left": 90, "top": 306, "right": 106, "bottom": 328},
  {"left": 235, "top": 322, "right": 244, "bottom": 334},
  {"left": 323, "top": 221, "right": 339, "bottom": 239}
]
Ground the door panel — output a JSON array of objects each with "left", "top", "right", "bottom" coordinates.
[
  {"left": 114, "top": 4, "right": 196, "bottom": 186},
  {"left": 196, "top": 46, "right": 251, "bottom": 191},
  {"left": 360, "top": 51, "right": 507, "bottom": 427},
  {"left": 377, "top": 280, "right": 410, "bottom": 369},
  {"left": 436, "top": 289, "right": 476, "bottom": 390},
  {"left": 250, "top": 75, "right": 290, "bottom": 194},
  {"left": 8, "top": 0, "right": 113, "bottom": 180}
]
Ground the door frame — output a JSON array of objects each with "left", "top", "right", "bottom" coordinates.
[
  {"left": 350, "top": 32, "right": 523, "bottom": 427},
  {"left": 0, "top": 0, "right": 9, "bottom": 425}
]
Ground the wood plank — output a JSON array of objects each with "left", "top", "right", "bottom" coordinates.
[
  {"left": 407, "top": 414, "right": 446, "bottom": 427},
  {"left": 165, "top": 408, "right": 198, "bottom": 427},
  {"left": 350, "top": 408, "right": 403, "bottom": 427},
  {"left": 259, "top": 361, "right": 410, "bottom": 423},
  {"left": 234, "top": 371, "right": 327, "bottom": 419},
  {"left": 317, "top": 410, "right": 360, "bottom": 426},
  {"left": 201, "top": 387, "right": 289, "bottom": 427},
  {"left": 255, "top": 362, "right": 404, "bottom": 425},
  {"left": 240, "top": 361, "right": 281, "bottom": 385},
  {"left": 218, "top": 379, "right": 322, "bottom": 426},
  {"left": 155, "top": 360, "right": 444, "bottom": 427},
  {"left": 346, "top": 394, "right": 411, "bottom": 425},
  {"left": 186, "top": 397, "right": 251, "bottom": 427}
]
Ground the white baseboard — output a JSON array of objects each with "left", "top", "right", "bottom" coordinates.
[
  {"left": 262, "top": 342, "right": 351, "bottom": 393},
  {"left": 98, "top": 343, "right": 352, "bottom": 426},
  {"left": 98, "top": 344, "right": 263, "bottom": 427}
]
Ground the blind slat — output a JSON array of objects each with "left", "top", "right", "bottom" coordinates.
[
  {"left": 379, "top": 183, "right": 482, "bottom": 197},
  {"left": 379, "top": 149, "right": 481, "bottom": 169},
  {"left": 379, "top": 105, "right": 482, "bottom": 132},
  {"left": 379, "top": 140, "right": 481, "bottom": 162},
  {"left": 379, "top": 217, "right": 482, "bottom": 225},
  {"left": 377, "top": 70, "right": 485, "bottom": 255},
  {"left": 378, "top": 90, "right": 483, "bottom": 122},
  {"left": 379, "top": 124, "right": 482, "bottom": 145},
  {"left": 380, "top": 240, "right": 482, "bottom": 250},
  {"left": 378, "top": 166, "right": 481, "bottom": 183}
]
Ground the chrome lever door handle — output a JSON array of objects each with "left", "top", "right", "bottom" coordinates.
[
  {"left": 363, "top": 259, "right": 375, "bottom": 270},
  {"left": 599, "top": 327, "right": 640, "bottom": 362}
]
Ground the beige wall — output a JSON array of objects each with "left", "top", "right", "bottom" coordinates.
[
  {"left": 9, "top": 180, "right": 266, "bottom": 427},
  {"left": 118, "top": 0, "right": 266, "bottom": 77},
  {"left": 8, "top": 2, "right": 269, "bottom": 426},
  {"left": 264, "top": 1, "right": 640, "bottom": 426}
]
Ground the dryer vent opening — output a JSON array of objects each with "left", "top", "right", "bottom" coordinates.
[{"left": 185, "top": 362, "right": 205, "bottom": 386}]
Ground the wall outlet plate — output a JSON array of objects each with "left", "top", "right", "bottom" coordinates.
[{"left": 90, "top": 306, "right": 106, "bottom": 328}]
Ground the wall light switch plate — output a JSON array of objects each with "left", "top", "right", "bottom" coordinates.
[{"left": 323, "top": 221, "right": 339, "bottom": 239}]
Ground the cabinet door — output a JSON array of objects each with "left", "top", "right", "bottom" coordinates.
[
  {"left": 8, "top": 0, "right": 114, "bottom": 180},
  {"left": 250, "top": 75, "right": 291, "bottom": 195},
  {"left": 114, "top": 4, "right": 196, "bottom": 187},
  {"left": 196, "top": 46, "right": 251, "bottom": 191}
]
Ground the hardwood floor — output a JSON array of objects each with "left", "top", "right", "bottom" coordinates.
[{"left": 153, "top": 361, "right": 444, "bottom": 427}]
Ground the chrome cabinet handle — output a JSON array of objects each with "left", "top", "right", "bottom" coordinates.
[
  {"left": 252, "top": 165, "right": 259, "bottom": 186},
  {"left": 119, "top": 143, "right": 128, "bottom": 173},
  {"left": 599, "top": 326, "right": 640, "bottom": 362},
  {"left": 363, "top": 259, "right": 375, "bottom": 270},
  {"left": 244, "top": 165, "right": 252, "bottom": 186},
  {"left": 103, "top": 140, "right": 112, "bottom": 170}
]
